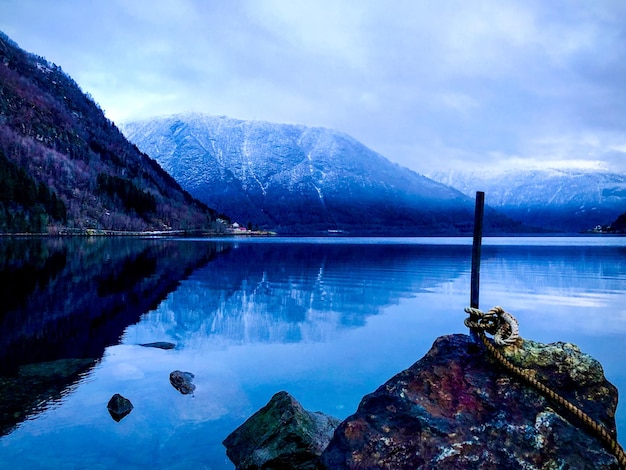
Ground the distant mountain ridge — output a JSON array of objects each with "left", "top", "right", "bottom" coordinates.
[
  {"left": 428, "top": 167, "right": 626, "bottom": 232},
  {"left": 122, "top": 113, "right": 523, "bottom": 235},
  {"left": 0, "top": 31, "right": 217, "bottom": 233}
]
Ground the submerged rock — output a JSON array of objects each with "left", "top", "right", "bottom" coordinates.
[
  {"left": 320, "top": 334, "right": 620, "bottom": 469},
  {"left": 0, "top": 358, "right": 98, "bottom": 436},
  {"left": 169, "top": 370, "right": 196, "bottom": 395},
  {"left": 139, "top": 341, "right": 176, "bottom": 350},
  {"left": 18, "top": 358, "right": 96, "bottom": 378},
  {"left": 223, "top": 391, "right": 341, "bottom": 470},
  {"left": 107, "top": 393, "right": 133, "bottom": 422}
]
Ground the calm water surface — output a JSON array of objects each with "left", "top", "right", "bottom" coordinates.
[{"left": 0, "top": 236, "right": 625, "bottom": 469}]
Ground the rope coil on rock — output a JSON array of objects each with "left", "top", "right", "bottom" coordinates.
[
  {"left": 464, "top": 306, "right": 520, "bottom": 346},
  {"left": 465, "top": 306, "right": 626, "bottom": 469}
]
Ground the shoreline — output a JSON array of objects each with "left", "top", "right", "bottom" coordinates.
[{"left": 0, "top": 228, "right": 276, "bottom": 237}]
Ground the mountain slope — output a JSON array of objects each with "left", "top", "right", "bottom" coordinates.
[
  {"left": 0, "top": 31, "right": 217, "bottom": 233},
  {"left": 429, "top": 167, "right": 626, "bottom": 232},
  {"left": 123, "top": 114, "right": 522, "bottom": 235}
]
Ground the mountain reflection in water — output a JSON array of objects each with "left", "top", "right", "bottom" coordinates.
[
  {"left": 123, "top": 242, "right": 470, "bottom": 347},
  {"left": 0, "top": 237, "right": 223, "bottom": 435}
]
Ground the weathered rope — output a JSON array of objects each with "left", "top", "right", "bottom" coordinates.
[
  {"left": 465, "top": 306, "right": 626, "bottom": 469},
  {"left": 464, "top": 306, "right": 520, "bottom": 346}
]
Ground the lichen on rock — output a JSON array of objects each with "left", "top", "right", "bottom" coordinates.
[
  {"left": 223, "top": 391, "right": 341, "bottom": 470},
  {"left": 223, "top": 334, "right": 622, "bottom": 469},
  {"left": 320, "top": 334, "right": 620, "bottom": 469}
]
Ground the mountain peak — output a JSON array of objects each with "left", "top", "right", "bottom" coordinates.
[
  {"left": 123, "top": 114, "right": 522, "bottom": 235},
  {"left": 428, "top": 165, "right": 626, "bottom": 232}
]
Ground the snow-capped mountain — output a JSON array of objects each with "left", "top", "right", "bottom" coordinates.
[
  {"left": 428, "top": 167, "right": 626, "bottom": 232},
  {"left": 122, "top": 114, "right": 520, "bottom": 235}
]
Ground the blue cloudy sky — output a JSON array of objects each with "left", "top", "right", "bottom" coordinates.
[{"left": 1, "top": 0, "right": 625, "bottom": 173}]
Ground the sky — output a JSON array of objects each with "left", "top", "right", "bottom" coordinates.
[{"left": 1, "top": 0, "right": 626, "bottom": 174}]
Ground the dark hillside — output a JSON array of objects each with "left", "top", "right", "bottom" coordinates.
[
  {"left": 606, "top": 210, "right": 626, "bottom": 233},
  {"left": 0, "top": 31, "right": 218, "bottom": 232}
]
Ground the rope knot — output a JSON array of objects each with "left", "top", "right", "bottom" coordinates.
[
  {"left": 464, "top": 306, "right": 520, "bottom": 346},
  {"left": 462, "top": 305, "right": 626, "bottom": 467}
]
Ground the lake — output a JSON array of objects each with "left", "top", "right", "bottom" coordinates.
[{"left": 1, "top": 236, "right": 625, "bottom": 469}]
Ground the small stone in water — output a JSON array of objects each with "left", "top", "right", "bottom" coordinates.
[
  {"left": 139, "top": 342, "right": 176, "bottom": 350},
  {"left": 169, "top": 370, "right": 196, "bottom": 395},
  {"left": 107, "top": 393, "right": 133, "bottom": 422}
]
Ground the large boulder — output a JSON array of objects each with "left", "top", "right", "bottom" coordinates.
[
  {"left": 320, "top": 334, "right": 620, "bottom": 469},
  {"left": 223, "top": 391, "right": 341, "bottom": 470}
]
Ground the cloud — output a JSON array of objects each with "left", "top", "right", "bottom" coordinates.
[{"left": 1, "top": 0, "right": 625, "bottom": 174}]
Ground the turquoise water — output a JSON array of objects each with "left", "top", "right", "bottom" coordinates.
[{"left": 1, "top": 236, "right": 625, "bottom": 468}]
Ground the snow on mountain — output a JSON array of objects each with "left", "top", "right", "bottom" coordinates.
[
  {"left": 428, "top": 166, "right": 626, "bottom": 232},
  {"left": 122, "top": 113, "right": 519, "bottom": 235}
]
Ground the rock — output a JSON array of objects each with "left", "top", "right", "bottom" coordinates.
[
  {"left": 223, "top": 391, "right": 341, "bottom": 470},
  {"left": 320, "top": 334, "right": 620, "bottom": 469},
  {"left": 19, "top": 358, "right": 96, "bottom": 378},
  {"left": 139, "top": 341, "right": 176, "bottom": 350},
  {"left": 169, "top": 370, "right": 195, "bottom": 395},
  {"left": 107, "top": 393, "right": 133, "bottom": 422}
]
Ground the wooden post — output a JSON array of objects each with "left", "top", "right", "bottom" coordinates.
[
  {"left": 470, "top": 191, "right": 485, "bottom": 345},
  {"left": 470, "top": 191, "right": 485, "bottom": 309}
]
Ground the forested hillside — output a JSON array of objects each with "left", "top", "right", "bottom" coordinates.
[
  {"left": 0, "top": 31, "right": 219, "bottom": 233},
  {"left": 606, "top": 211, "right": 626, "bottom": 233}
]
